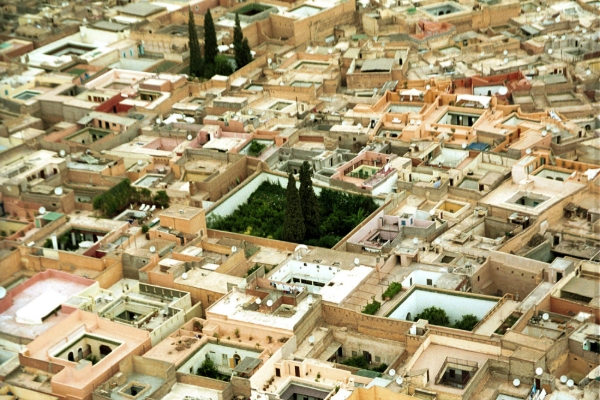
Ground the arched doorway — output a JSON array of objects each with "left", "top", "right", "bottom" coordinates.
[
  {"left": 233, "top": 354, "right": 241, "bottom": 366},
  {"left": 99, "top": 345, "right": 112, "bottom": 358}
]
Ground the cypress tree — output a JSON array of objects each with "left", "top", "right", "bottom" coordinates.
[
  {"left": 239, "top": 38, "right": 253, "bottom": 68},
  {"left": 203, "top": 9, "right": 218, "bottom": 66},
  {"left": 187, "top": 10, "right": 203, "bottom": 78},
  {"left": 233, "top": 13, "right": 243, "bottom": 70},
  {"left": 283, "top": 173, "right": 305, "bottom": 243},
  {"left": 299, "top": 161, "right": 320, "bottom": 239}
]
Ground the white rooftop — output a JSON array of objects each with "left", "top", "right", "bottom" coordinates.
[
  {"left": 16, "top": 289, "right": 67, "bottom": 325},
  {"left": 207, "top": 291, "right": 314, "bottom": 331}
]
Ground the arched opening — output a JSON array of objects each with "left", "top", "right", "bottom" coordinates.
[
  {"left": 68, "top": 351, "right": 74, "bottom": 362},
  {"left": 99, "top": 345, "right": 112, "bottom": 358},
  {"left": 77, "top": 348, "right": 83, "bottom": 361},
  {"left": 233, "top": 354, "right": 241, "bottom": 366},
  {"left": 406, "top": 312, "right": 412, "bottom": 321}
]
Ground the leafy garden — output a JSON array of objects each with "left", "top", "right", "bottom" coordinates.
[
  {"left": 208, "top": 163, "right": 379, "bottom": 248},
  {"left": 92, "top": 179, "right": 170, "bottom": 218},
  {"left": 413, "top": 306, "right": 479, "bottom": 331},
  {"left": 341, "top": 355, "right": 387, "bottom": 373}
]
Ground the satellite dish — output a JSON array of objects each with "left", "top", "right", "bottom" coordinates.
[
  {"left": 267, "top": 58, "right": 272, "bottom": 65},
  {"left": 548, "top": 49, "right": 553, "bottom": 54},
  {"left": 560, "top": 375, "right": 568, "bottom": 384},
  {"left": 526, "top": 148, "right": 532, "bottom": 155},
  {"left": 567, "top": 379, "right": 574, "bottom": 388},
  {"left": 503, "top": 50, "right": 508, "bottom": 56},
  {"left": 434, "top": 238, "right": 441, "bottom": 245},
  {"left": 0, "top": 287, "right": 6, "bottom": 299},
  {"left": 150, "top": 246, "right": 156, "bottom": 253},
  {"left": 354, "top": 258, "right": 360, "bottom": 266},
  {"left": 536, "top": 367, "right": 543, "bottom": 376},
  {"left": 462, "top": 143, "right": 467, "bottom": 149},
  {"left": 426, "top": 85, "right": 431, "bottom": 90},
  {"left": 38, "top": 206, "right": 46, "bottom": 215},
  {"left": 308, "top": 336, "right": 315, "bottom": 344},
  {"left": 256, "top": 298, "right": 261, "bottom": 305},
  {"left": 513, "top": 379, "right": 520, "bottom": 387},
  {"left": 542, "top": 313, "right": 549, "bottom": 321},
  {"left": 395, "top": 377, "right": 403, "bottom": 385},
  {"left": 54, "top": 187, "right": 63, "bottom": 196},
  {"left": 542, "top": 130, "right": 547, "bottom": 137},
  {"left": 59, "top": 150, "right": 66, "bottom": 157},
  {"left": 413, "top": 237, "right": 419, "bottom": 245},
  {"left": 231, "top": 246, "right": 237, "bottom": 253},
  {"left": 498, "top": 87, "right": 508, "bottom": 96},
  {"left": 187, "top": 134, "right": 193, "bottom": 141},
  {"left": 182, "top": 272, "right": 188, "bottom": 280},
  {"left": 266, "top": 300, "right": 273, "bottom": 307},
  {"left": 307, "top": 295, "right": 313, "bottom": 304},
  {"left": 389, "top": 369, "right": 396, "bottom": 377},
  {"left": 137, "top": 160, "right": 143, "bottom": 166}
]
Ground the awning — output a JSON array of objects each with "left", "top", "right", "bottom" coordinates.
[{"left": 456, "top": 94, "right": 491, "bottom": 108}]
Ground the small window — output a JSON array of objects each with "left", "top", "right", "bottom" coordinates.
[
  {"left": 130, "top": 49, "right": 133, "bottom": 56},
  {"left": 352, "top": 351, "right": 357, "bottom": 357},
  {"left": 375, "top": 356, "right": 381, "bottom": 362}
]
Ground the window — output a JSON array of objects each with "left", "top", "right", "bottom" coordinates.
[
  {"left": 130, "top": 49, "right": 133, "bottom": 56},
  {"left": 352, "top": 351, "right": 357, "bottom": 357},
  {"left": 375, "top": 356, "right": 381, "bottom": 362}
]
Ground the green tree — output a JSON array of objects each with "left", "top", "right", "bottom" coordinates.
[
  {"left": 233, "top": 13, "right": 252, "bottom": 70},
  {"left": 282, "top": 173, "right": 305, "bottom": 243},
  {"left": 299, "top": 161, "right": 320, "bottom": 239},
  {"left": 214, "top": 54, "right": 233, "bottom": 76},
  {"left": 203, "top": 9, "right": 217, "bottom": 66},
  {"left": 139, "top": 188, "right": 152, "bottom": 202},
  {"left": 239, "top": 38, "right": 253, "bottom": 68},
  {"left": 414, "top": 306, "right": 450, "bottom": 327},
  {"left": 454, "top": 314, "right": 479, "bottom": 331},
  {"left": 197, "top": 358, "right": 219, "bottom": 379},
  {"left": 153, "top": 190, "right": 170, "bottom": 208},
  {"left": 187, "top": 9, "right": 203, "bottom": 78}
]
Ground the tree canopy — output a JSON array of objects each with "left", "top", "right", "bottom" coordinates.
[
  {"left": 203, "top": 9, "right": 217, "bottom": 66},
  {"left": 414, "top": 306, "right": 450, "bottom": 327},
  {"left": 299, "top": 162, "right": 320, "bottom": 240},
  {"left": 454, "top": 314, "right": 479, "bottom": 331},
  {"left": 233, "top": 13, "right": 253, "bottom": 70},
  {"left": 187, "top": 10, "right": 203, "bottom": 78},
  {"left": 282, "top": 173, "right": 305, "bottom": 243}
]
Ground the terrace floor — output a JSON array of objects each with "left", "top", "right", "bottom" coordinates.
[
  {"left": 407, "top": 344, "right": 495, "bottom": 395},
  {"left": 473, "top": 300, "right": 519, "bottom": 336}
]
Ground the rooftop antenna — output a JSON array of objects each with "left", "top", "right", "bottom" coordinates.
[
  {"left": 266, "top": 300, "right": 273, "bottom": 307},
  {"left": 38, "top": 206, "right": 46, "bottom": 215},
  {"left": 150, "top": 246, "right": 156, "bottom": 253},
  {"left": 59, "top": 149, "right": 66, "bottom": 157},
  {"left": 255, "top": 298, "right": 261, "bottom": 305},
  {"left": 187, "top": 134, "right": 193, "bottom": 141},
  {"left": 389, "top": 369, "right": 396, "bottom": 377},
  {"left": 536, "top": 368, "right": 543, "bottom": 376},
  {"left": 396, "top": 377, "right": 403, "bottom": 386},
  {"left": 54, "top": 187, "right": 63, "bottom": 196},
  {"left": 137, "top": 160, "right": 144, "bottom": 166},
  {"left": 231, "top": 246, "right": 237, "bottom": 253}
]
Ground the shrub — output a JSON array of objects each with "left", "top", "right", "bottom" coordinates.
[
  {"left": 454, "top": 314, "right": 479, "bottom": 331},
  {"left": 362, "top": 299, "right": 381, "bottom": 315},
  {"left": 382, "top": 282, "right": 402, "bottom": 299},
  {"left": 414, "top": 306, "right": 450, "bottom": 327},
  {"left": 141, "top": 224, "right": 149, "bottom": 234}
]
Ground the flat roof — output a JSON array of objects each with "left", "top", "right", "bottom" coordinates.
[
  {"left": 361, "top": 58, "right": 395, "bottom": 73},
  {"left": 160, "top": 205, "right": 203, "bottom": 220},
  {"left": 119, "top": 2, "right": 166, "bottom": 16},
  {"left": 92, "top": 21, "right": 129, "bottom": 32},
  {"left": 561, "top": 276, "right": 599, "bottom": 300}
]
